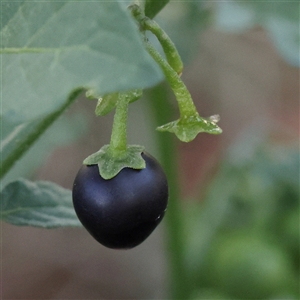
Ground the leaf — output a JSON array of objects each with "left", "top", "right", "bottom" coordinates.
[
  {"left": 94, "top": 89, "right": 142, "bottom": 116},
  {"left": 1, "top": 109, "right": 87, "bottom": 187},
  {"left": 1, "top": 1, "right": 163, "bottom": 124},
  {"left": 1, "top": 179, "right": 81, "bottom": 228},
  {"left": 94, "top": 93, "right": 119, "bottom": 116},
  {"left": 145, "top": 0, "right": 170, "bottom": 19},
  {"left": 0, "top": 89, "right": 83, "bottom": 179}
]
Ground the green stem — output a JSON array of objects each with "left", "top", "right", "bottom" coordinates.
[
  {"left": 147, "top": 84, "right": 192, "bottom": 299},
  {"left": 108, "top": 94, "right": 130, "bottom": 157},
  {"left": 130, "top": 4, "right": 183, "bottom": 75},
  {"left": 145, "top": 41, "right": 198, "bottom": 118},
  {"left": 0, "top": 88, "right": 84, "bottom": 179},
  {"left": 83, "top": 90, "right": 145, "bottom": 179}
]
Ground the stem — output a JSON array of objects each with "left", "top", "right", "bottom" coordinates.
[
  {"left": 0, "top": 88, "right": 84, "bottom": 179},
  {"left": 147, "top": 84, "right": 192, "bottom": 299},
  {"left": 145, "top": 41, "right": 198, "bottom": 118},
  {"left": 108, "top": 94, "right": 130, "bottom": 156},
  {"left": 130, "top": 4, "right": 183, "bottom": 75},
  {"left": 143, "top": 19, "right": 183, "bottom": 75}
]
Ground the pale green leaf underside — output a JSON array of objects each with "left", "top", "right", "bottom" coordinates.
[
  {"left": 145, "top": 0, "right": 170, "bottom": 19},
  {"left": 0, "top": 107, "right": 86, "bottom": 186},
  {"left": 1, "top": 179, "right": 81, "bottom": 228},
  {"left": 1, "top": 1, "right": 163, "bottom": 124}
]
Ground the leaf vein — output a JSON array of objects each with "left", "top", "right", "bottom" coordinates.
[{"left": 24, "top": 2, "right": 68, "bottom": 48}]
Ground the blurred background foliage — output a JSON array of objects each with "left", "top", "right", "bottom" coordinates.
[
  {"left": 2, "top": 1, "right": 299, "bottom": 299},
  {"left": 184, "top": 127, "right": 299, "bottom": 299},
  {"left": 159, "top": 0, "right": 300, "bottom": 66}
]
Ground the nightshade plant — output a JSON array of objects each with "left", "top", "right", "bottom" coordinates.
[
  {"left": 0, "top": 1, "right": 221, "bottom": 241},
  {"left": 81, "top": 4, "right": 221, "bottom": 181},
  {"left": 1, "top": 0, "right": 299, "bottom": 299},
  {"left": 72, "top": 4, "right": 221, "bottom": 248}
]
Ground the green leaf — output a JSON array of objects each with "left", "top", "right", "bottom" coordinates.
[
  {"left": 94, "top": 93, "right": 119, "bottom": 116},
  {"left": 1, "top": 109, "right": 87, "bottom": 187},
  {"left": 145, "top": 0, "right": 169, "bottom": 19},
  {"left": 0, "top": 116, "right": 52, "bottom": 179},
  {"left": 0, "top": 89, "right": 83, "bottom": 179},
  {"left": 1, "top": 1, "right": 163, "bottom": 124},
  {"left": 1, "top": 179, "right": 81, "bottom": 228},
  {"left": 94, "top": 89, "right": 142, "bottom": 116}
]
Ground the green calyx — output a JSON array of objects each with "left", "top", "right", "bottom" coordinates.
[
  {"left": 83, "top": 145, "right": 145, "bottom": 180},
  {"left": 157, "top": 114, "right": 222, "bottom": 143},
  {"left": 145, "top": 41, "right": 222, "bottom": 142}
]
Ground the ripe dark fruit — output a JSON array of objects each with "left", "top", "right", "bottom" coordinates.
[{"left": 72, "top": 152, "right": 168, "bottom": 249}]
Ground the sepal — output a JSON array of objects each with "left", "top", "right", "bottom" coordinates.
[
  {"left": 157, "top": 114, "right": 222, "bottom": 142},
  {"left": 83, "top": 145, "right": 146, "bottom": 179}
]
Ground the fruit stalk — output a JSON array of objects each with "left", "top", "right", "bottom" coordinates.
[
  {"left": 130, "top": 4, "right": 183, "bottom": 75},
  {"left": 108, "top": 93, "right": 130, "bottom": 157},
  {"left": 145, "top": 41, "right": 198, "bottom": 118}
]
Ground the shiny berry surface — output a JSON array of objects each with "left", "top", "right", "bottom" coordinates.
[{"left": 72, "top": 152, "right": 168, "bottom": 249}]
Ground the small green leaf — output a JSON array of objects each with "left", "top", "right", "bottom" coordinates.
[
  {"left": 1, "top": 179, "right": 81, "bottom": 228},
  {"left": 145, "top": 0, "right": 170, "bottom": 19},
  {"left": 94, "top": 89, "right": 143, "bottom": 116},
  {"left": 84, "top": 145, "right": 146, "bottom": 180},
  {"left": 157, "top": 114, "right": 222, "bottom": 142},
  {"left": 95, "top": 93, "right": 119, "bottom": 116}
]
